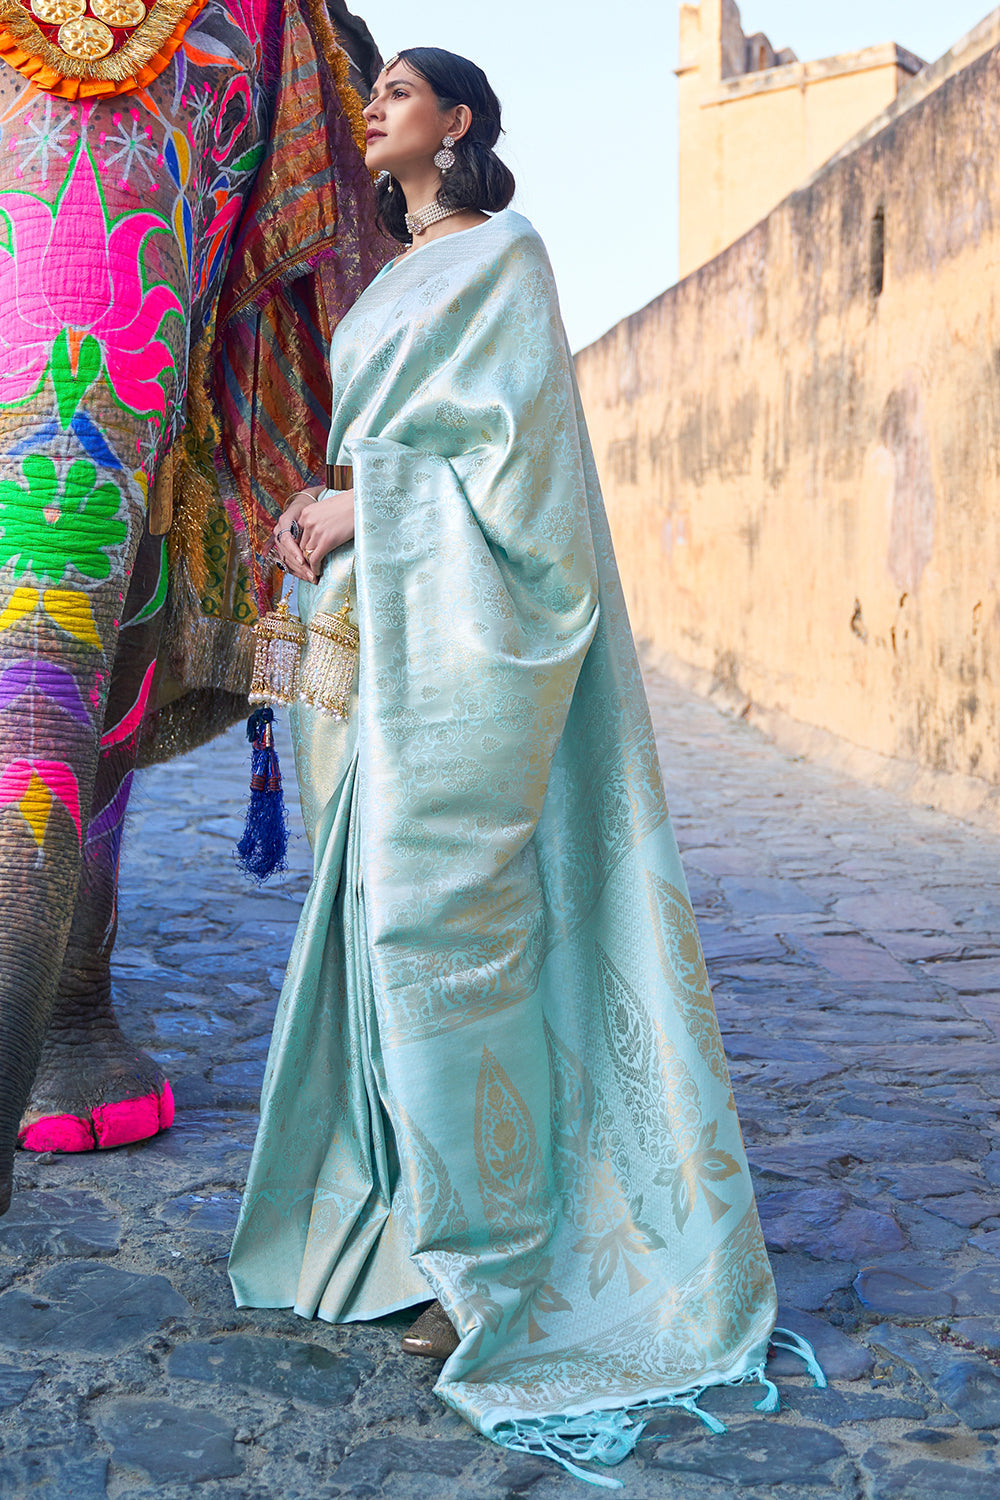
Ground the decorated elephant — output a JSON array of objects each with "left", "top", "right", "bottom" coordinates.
[{"left": 0, "top": 0, "right": 387, "bottom": 1212}]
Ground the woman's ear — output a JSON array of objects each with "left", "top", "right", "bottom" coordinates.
[{"left": 449, "top": 104, "right": 473, "bottom": 143}]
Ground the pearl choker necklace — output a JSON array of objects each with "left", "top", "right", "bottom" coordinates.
[{"left": 404, "top": 199, "right": 461, "bottom": 237}]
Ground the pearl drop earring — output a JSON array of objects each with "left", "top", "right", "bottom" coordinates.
[{"left": 433, "top": 135, "right": 456, "bottom": 172}]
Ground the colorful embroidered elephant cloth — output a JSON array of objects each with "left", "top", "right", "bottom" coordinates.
[
  {"left": 228, "top": 212, "right": 780, "bottom": 1484},
  {"left": 143, "top": 0, "right": 386, "bottom": 759}
]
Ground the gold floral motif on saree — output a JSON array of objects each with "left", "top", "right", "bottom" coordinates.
[
  {"left": 646, "top": 871, "right": 733, "bottom": 1089},
  {"left": 475, "top": 1048, "right": 572, "bottom": 1344},
  {"left": 546, "top": 1024, "right": 668, "bottom": 1300},
  {"left": 465, "top": 1205, "right": 775, "bottom": 1411},
  {"left": 597, "top": 943, "right": 743, "bottom": 1235}
]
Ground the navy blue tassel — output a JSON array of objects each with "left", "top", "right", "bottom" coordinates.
[{"left": 236, "top": 707, "right": 289, "bottom": 881}]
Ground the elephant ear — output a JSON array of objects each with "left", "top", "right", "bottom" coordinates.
[{"left": 212, "top": 0, "right": 391, "bottom": 614}]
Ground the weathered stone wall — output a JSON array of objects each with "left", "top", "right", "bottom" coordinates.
[{"left": 577, "top": 41, "right": 1000, "bottom": 802}]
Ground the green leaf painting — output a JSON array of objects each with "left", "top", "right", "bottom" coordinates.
[
  {"left": 0, "top": 455, "right": 127, "bottom": 584},
  {"left": 50, "top": 331, "right": 102, "bottom": 430}
]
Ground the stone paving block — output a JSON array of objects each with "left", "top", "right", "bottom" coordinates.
[
  {"left": 647, "top": 1421, "right": 847, "bottom": 1485},
  {"left": 747, "top": 1143, "right": 862, "bottom": 1179},
  {"left": 971, "top": 1228, "right": 1000, "bottom": 1257},
  {"left": 784, "top": 1385, "right": 926, "bottom": 1426},
  {"left": 855, "top": 1263, "right": 1000, "bottom": 1319},
  {"left": 0, "top": 1262, "right": 190, "bottom": 1354},
  {"left": 833, "top": 892, "right": 956, "bottom": 931},
  {"left": 769, "top": 1254, "right": 857, "bottom": 1314},
  {"left": 873, "top": 932, "right": 968, "bottom": 961},
  {"left": 768, "top": 1307, "right": 874, "bottom": 1381},
  {"left": 211, "top": 1059, "right": 267, "bottom": 1089},
  {"left": 854, "top": 1264, "right": 957, "bottom": 1318},
  {"left": 924, "top": 1192, "right": 1000, "bottom": 1229},
  {"left": 168, "top": 1334, "right": 371, "bottom": 1404},
  {"left": 156, "top": 1191, "right": 242, "bottom": 1237},
  {"left": 167, "top": 1076, "right": 220, "bottom": 1111},
  {"left": 832, "top": 1042, "right": 1000, "bottom": 1076},
  {"left": 684, "top": 847, "right": 768, "bottom": 876},
  {"left": 759, "top": 1188, "right": 906, "bottom": 1261},
  {"left": 0, "top": 1189, "right": 121, "bottom": 1259},
  {"left": 887, "top": 1167, "right": 987, "bottom": 1201},
  {"left": 889, "top": 1202, "right": 969, "bottom": 1258},
  {"left": 152, "top": 1108, "right": 254, "bottom": 1148},
  {"left": 719, "top": 877, "right": 821, "bottom": 916},
  {"left": 737, "top": 1060, "right": 848, "bottom": 1091},
  {"left": 787, "top": 1122, "right": 982, "bottom": 1169},
  {"left": 723, "top": 1035, "right": 831, "bottom": 1064},
  {"left": 789, "top": 935, "right": 915, "bottom": 983},
  {"left": 864, "top": 1451, "right": 997, "bottom": 1498},
  {"left": 326, "top": 1437, "right": 483, "bottom": 1497},
  {"left": 868, "top": 1323, "right": 1000, "bottom": 1429},
  {"left": 925, "top": 954, "right": 1000, "bottom": 992},
  {"left": 95, "top": 1397, "right": 243, "bottom": 1481},
  {"left": 951, "top": 1318, "right": 1000, "bottom": 1356},
  {"left": 0, "top": 1437, "right": 108, "bottom": 1498},
  {"left": 151, "top": 1011, "right": 220, "bottom": 1037},
  {"left": 0, "top": 1361, "right": 39, "bottom": 1408}
]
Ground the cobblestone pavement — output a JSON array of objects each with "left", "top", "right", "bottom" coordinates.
[{"left": 1, "top": 668, "right": 999, "bottom": 1498}]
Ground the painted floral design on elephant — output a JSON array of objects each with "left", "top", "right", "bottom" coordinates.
[
  {"left": 0, "top": 757, "right": 81, "bottom": 849},
  {"left": 0, "top": 455, "right": 127, "bottom": 583},
  {"left": 0, "top": 139, "right": 183, "bottom": 427}
]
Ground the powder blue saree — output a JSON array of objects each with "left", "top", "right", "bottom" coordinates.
[{"left": 228, "top": 211, "right": 819, "bottom": 1484}]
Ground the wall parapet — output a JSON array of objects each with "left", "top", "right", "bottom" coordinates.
[{"left": 812, "top": 6, "right": 1000, "bottom": 184}]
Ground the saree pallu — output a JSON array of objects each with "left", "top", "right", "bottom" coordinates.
[{"left": 228, "top": 211, "right": 820, "bottom": 1485}]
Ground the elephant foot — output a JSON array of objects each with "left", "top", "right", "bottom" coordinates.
[{"left": 19, "top": 1027, "right": 174, "bottom": 1153}]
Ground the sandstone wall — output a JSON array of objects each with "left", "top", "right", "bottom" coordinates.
[{"left": 576, "top": 42, "right": 1000, "bottom": 805}]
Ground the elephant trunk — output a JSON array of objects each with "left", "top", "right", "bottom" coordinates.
[{"left": 0, "top": 416, "right": 147, "bottom": 1209}]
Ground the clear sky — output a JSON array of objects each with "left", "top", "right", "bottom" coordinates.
[{"left": 359, "top": 2, "right": 997, "bottom": 350}]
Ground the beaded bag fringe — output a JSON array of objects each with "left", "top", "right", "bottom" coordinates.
[
  {"left": 299, "top": 565, "right": 358, "bottom": 720},
  {"left": 248, "top": 595, "right": 305, "bottom": 709}
]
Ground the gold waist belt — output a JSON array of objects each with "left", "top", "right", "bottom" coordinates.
[{"left": 326, "top": 464, "right": 353, "bottom": 491}]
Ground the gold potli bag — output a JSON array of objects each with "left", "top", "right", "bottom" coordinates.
[
  {"left": 299, "top": 562, "right": 359, "bottom": 720},
  {"left": 248, "top": 587, "right": 305, "bottom": 707}
]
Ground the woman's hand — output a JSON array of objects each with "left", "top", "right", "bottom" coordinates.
[
  {"left": 270, "top": 488, "right": 321, "bottom": 584},
  {"left": 294, "top": 489, "right": 356, "bottom": 583},
  {"left": 270, "top": 486, "right": 354, "bottom": 585}
]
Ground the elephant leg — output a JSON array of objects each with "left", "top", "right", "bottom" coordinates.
[{"left": 20, "top": 525, "right": 174, "bottom": 1153}]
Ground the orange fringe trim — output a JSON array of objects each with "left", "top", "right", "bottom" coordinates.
[
  {"left": 301, "top": 0, "right": 368, "bottom": 158},
  {"left": 0, "top": 0, "right": 208, "bottom": 99}
]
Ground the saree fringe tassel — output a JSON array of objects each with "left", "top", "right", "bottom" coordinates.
[{"left": 493, "top": 1333, "right": 826, "bottom": 1488}]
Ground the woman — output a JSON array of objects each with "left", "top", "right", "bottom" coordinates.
[{"left": 229, "top": 47, "right": 821, "bottom": 1486}]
